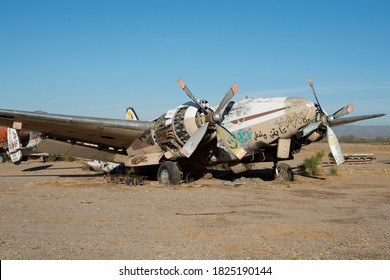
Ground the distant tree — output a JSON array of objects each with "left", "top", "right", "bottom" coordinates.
[{"left": 338, "top": 134, "right": 389, "bottom": 144}]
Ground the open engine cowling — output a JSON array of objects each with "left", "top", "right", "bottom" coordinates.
[{"left": 153, "top": 103, "right": 209, "bottom": 158}]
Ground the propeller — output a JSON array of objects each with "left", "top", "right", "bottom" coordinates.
[
  {"left": 331, "top": 103, "right": 354, "bottom": 120},
  {"left": 306, "top": 77, "right": 356, "bottom": 164},
  {"left": 177, "top": 79, "right": 246, "bottom": 159},
  {"left": 303, "top": 78, "right": 385, "bottom": 164}
]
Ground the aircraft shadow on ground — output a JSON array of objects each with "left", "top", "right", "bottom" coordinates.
[
  {"left": 22, "top": 165, "right": 53, "bottom": 172},
  {"left": 22, "top": 165, "right": 84, "bottom": 172},
  {"left": 210, "top": 168, "right": 275, "bottom": 181},
  {"left": 0, "top": 162, "right": 101, "bottom": 178},
  {"left": 5, "top": 164, "right": 326, "bottom": 181},
  {"left": 1, "top": 173, "right": 104, "bottom": 179},
  {"left": 210, "top": 166, "right": 326, "bottom": 181}
]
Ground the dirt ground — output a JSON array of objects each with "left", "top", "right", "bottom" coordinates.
[{"left": 0, "top": 143, "right": 389, "bottom": 260}]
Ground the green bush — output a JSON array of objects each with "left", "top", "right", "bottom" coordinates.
[
  {"left": 329, "top": 165, "right": 339, "bottom": 176},
  {"left": 301, "top": 150, "right": 324, "bottom": 176}
]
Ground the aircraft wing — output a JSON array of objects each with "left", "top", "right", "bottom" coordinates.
[{"left": 0, "top": 109, "right": 153, "bottom": 149}]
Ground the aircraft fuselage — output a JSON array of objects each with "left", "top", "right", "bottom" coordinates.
[{"left": 139, "top": 97, "right": 317, "bottom": 170}]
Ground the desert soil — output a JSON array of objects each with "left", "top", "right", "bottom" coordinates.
[{"left": 0, "top": 143, "right": 389, "bottom": 259}]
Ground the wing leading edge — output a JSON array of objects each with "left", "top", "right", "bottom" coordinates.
[{"left": 0, "top": 109, "right": 153, "bottom": 149}]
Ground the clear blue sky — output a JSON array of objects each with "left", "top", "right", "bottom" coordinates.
[{"left": 1, "top": 0, "right": 389, "bottom": 125}]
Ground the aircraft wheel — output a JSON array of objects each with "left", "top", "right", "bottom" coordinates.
[
  {"left": 157, "top": 161, "right": 182, "bottom": 185},
  {"left": 274, "top": 163, "right": 294, "bottom": 181},
  {"left": 13, "top": 159, "right": 22, "bottom": 165},
  {"left": 0, "top": 154, "right": 7, "bottom": 163}
]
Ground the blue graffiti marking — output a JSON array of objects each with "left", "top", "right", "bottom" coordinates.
[{"left": 233, "top": 128, "right": 253, "bottom": 145}]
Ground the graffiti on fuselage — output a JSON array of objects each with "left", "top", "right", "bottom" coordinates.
[
  {"left": 252, "top": 126, "right": 288, "bottom": 141},
  {"left": 233, "top": 109, "right": 310, "bottom": 144},
  {"left": 253, "top": 130, "right": 268, "bottom": 141},
  {"left": 274, "top": 109, "right": 310, "bottom": 130},
  {"left": 234, "top": 126, "right": 288, "bottom": 144},
  {"left": 233, "top": 128, "right": 253, "bottom": 145}
]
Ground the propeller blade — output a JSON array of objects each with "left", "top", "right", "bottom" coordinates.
[
  {"left": 177, "top": 80, "right": 242, "bottom": 158},
  {"left": 179, "top": 122, "right": 209, "bottom": 158},
  {"left": 326, "top": 126, "right": 345, "bottom": 165},
  {"left": 332, "top": 103, "right": 354, "bottom": 119},
  {"left": 177, "top": 79, "right": 207, "bottom": 114},
  {"left": 307, "top": 77, "right": 324, "bottom": 113},
  {"left": 215, "top": 83, "right": 239, "bottom": 114},
  {"left": 328, "top": 113, "right": 386, "bottom": 127},
  {"left": 216, "top": 125, "right": 246, "bottom": 159}
]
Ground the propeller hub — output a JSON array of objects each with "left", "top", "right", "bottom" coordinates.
[
  {"left": 326, "top": 115, "right": 334, "bottom": 124},
  {"left": 211, "top": 112, "right": 221, "bottom": 123}
]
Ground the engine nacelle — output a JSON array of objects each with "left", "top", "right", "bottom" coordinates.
[
  {"left": 153, "top": 103, "right": 207, "bottom": 158},
  {"left": 307, "top": 131, "right": 325, "bottom": 143}
]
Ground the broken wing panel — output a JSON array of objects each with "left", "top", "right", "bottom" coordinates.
[{"left": 0, "top": 109, "right": 152, "bottom": 149}]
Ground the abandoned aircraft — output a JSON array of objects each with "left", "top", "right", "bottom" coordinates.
[
  {"left": 0, "top": 78, "right": 385, "bottom": 184},
  {"left": 0, "top": 126, "right": 48, "bottom": 164}
]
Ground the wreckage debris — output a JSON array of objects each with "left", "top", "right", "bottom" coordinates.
[
  {"left": 105, "top": 174, "right": 146, "bottom": 186},
  {"left": 329, "top": 153, "right": 376, "bottom": 164}
]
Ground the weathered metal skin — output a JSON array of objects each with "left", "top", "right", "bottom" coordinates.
[
  {"left": 223, "top": 97, "right": 316, "bottom": 146},
  {"left": 0, "top": 90, "right": 384, "bottom": 176},
  {"left": 0, "top": 109, "right": 151, "bottom": 149},
  {"left": 0, "top": 96, "right": 317, "bottom": 170},
  {"left": 126, "top": 97, "right": 317, "bottom": 170}
]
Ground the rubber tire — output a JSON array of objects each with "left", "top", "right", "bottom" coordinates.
[
  {"left": 0, "top": 154, "right": 7, "bottom": 163},
  {"left": 274, "top": 163, "right": 294, "bottom": 181},
  {"left": 157, "top": 161, "right": 182, "bottom": 185}
]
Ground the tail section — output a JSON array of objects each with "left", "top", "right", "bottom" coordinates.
[
  {"left": 7, "top": 127, "right": 22, "bottom": 164},
  {"left": 0, "top": 126, "right": 8, "bottom": 150},
  {"left": 126, "top": 107, "right": 139, "bottom": 121}
]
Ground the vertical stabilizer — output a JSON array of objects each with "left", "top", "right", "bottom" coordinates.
[
  {"left": 126, "top": 107, "right": 139, "bottom": 120},
  {"left": 7, "top": 128, "right": 22, "bottom": 164}
]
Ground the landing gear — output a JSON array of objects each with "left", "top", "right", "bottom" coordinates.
[
  {"left": 0, "top": 154, "right": 7, "bottom": 163},
  {"left": 157, "top": 161, "right": 183, "bottom": 185},
  {"left": 273, "top": 162, "right": 294, "bottom": 181}
]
